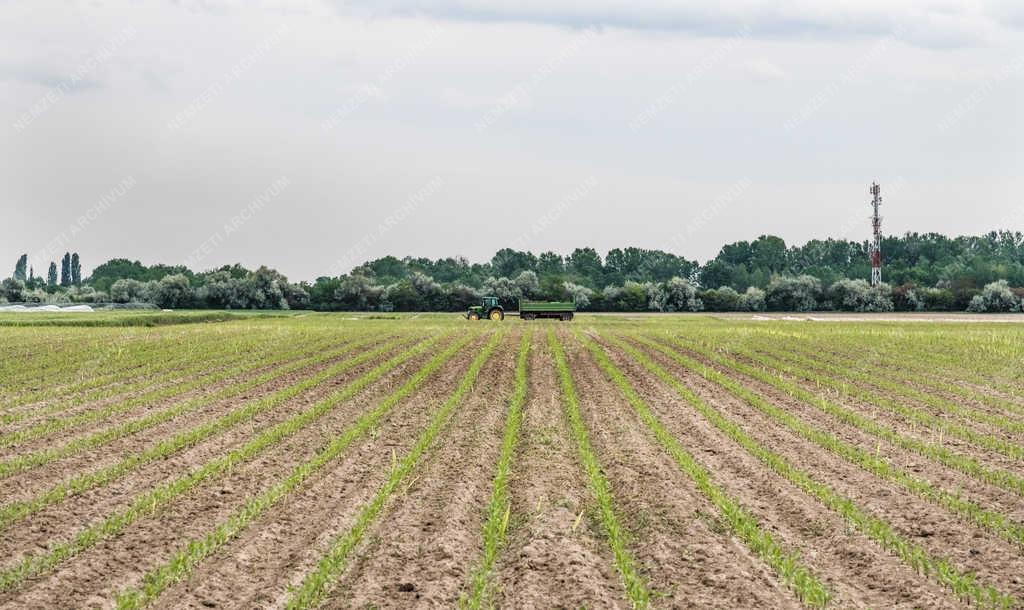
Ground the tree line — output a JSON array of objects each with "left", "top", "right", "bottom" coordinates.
[{"left": 3, "top": 230, "right": 1024, "bottom": 312}]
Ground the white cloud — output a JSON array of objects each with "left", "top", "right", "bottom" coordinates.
[
  {"left": 741, "top": 58, "right": 786, "bottom": 80},
  {"left": 336, "top": 0, "right": 1015, "bottom": 48},
  {"left": 1, "top": 1, "right": 1022, "bottom": 280}
]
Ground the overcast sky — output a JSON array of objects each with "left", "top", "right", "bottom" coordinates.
[{"left": 2, "top": 1, "right": 1022, "bottom": 281}]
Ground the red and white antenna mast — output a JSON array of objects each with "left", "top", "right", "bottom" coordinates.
[{"left": 869, "top": 182, "right": 882, "bottom": 286}]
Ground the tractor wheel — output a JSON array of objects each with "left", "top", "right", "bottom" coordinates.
[
  {"left": 489, "top": 309, "right": 504, "bottom": 321},
  {"left": 468, "top": 312, "right": 480, "bottom": 321}
]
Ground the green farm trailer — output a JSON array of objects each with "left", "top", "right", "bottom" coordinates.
[
  {"left": 519, "top": 298, "right": 575, "bottom": 321},
  {"left": 465, "top": 296, "right": 576, "bottom": 321}
]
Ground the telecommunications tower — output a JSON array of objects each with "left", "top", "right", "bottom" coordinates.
[{"left": 869, "top": 182, "right": 882, "bottom": 286}]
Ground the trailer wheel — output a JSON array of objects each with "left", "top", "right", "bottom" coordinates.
[
  {"left": 468, "top": 312, "right": 480, "bottom": 321},
  {"left": 489, "top": 309, "right": 504, "bottom": 321},
  {"left": 521, "top": 313, "right": 534, "bottom": 321}
]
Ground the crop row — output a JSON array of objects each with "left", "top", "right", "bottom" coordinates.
[
  {"left": 753, "top": 340, "right": 1024, "bottom": 437},
  {"left": 279, "top": 330, "right": 503, "bottom": 610},
  {"left": 618, "top": 330, "right": 1016, "bottom": 609},
  {"left": 730, "top": 342, "right": 1024, "bottom": 462},
  {"left": 0, "top": 327, "right": 255, "bottom": 403},
  {"left": 580, "top": 331, "right": 832, "bottom": 607},
  {"left": 0, "top": 334, "right": 414, "bottom": 535},
  {"left": 547, "top": 329, "right": 650, "bottom": 608},
  {"left": 624, "top": 334, "right": 1024, "bottom": 549},
  {"left": 461, "top": 331, "right": 531, "bottom": 609},
  {"left": 0, "top": 331, "right": 457, "bottom": 592},
  {"left": 0, "top": 323, "right": 319, "bottom": 415},
  {"left": 768, "top": 338, "right": 1024, "bottom": 421},
  {"left": 0, "top": 329, "right": 329, "bottom": 427},
  {"left": 0, "top": 336, "right": 337, "bottom": 448},
  {"left": 746, "top": 325, "right": 1024, "bottom": 400},
  {"left": 0, "top": 332, "right": 395, "bottom": 480},
  {"left": 672, "top": 333, "right": 1024, "bottom": 499}
]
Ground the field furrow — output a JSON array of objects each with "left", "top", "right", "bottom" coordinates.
[
  {"left": 2, "top": 314, "right": 1022, "bottom": 609},
  {"left": 491, "top": 332, "right": 627, "bottom": 609},
  {"left": 0, "top": 332, "right": 460, "bottom": 601},
  {"left": 570, "top": 329, "right": 817, "bottom": 608}
]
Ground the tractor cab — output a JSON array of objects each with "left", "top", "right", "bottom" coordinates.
[{"left": 466, "top": 296, "right": 505, "bottom": 321}]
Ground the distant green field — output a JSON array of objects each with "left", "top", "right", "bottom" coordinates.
[{"left": 0, "top": 309, "right": 298, "bottom": 327}]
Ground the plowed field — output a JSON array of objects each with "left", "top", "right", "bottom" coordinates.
[{"left": 2, "top": 313, "right": 1023, "bottom": 609}]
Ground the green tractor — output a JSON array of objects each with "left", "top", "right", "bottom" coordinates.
[{"left": 466, "top": 296, "right": 504, "bottom": 321}]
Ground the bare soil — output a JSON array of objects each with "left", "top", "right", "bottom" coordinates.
[
  {"left": 3, "top": 321, "right": 1022, "bottom": 609},
  {"left": 492, "top": 333, "right": 627, "bottom": 610},
  {"left": 0, "top": 336, "right": 465, "bottom": 608},
  {"left": 594, "top": 333, "right": 963, "bottom": 609},
  {"left": 564, "top": 331, "right": 802, "bottom": 609}
]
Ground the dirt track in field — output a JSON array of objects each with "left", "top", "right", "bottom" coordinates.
[{"left": 3, "top": 318, "right": 1024, "bottom": 609}]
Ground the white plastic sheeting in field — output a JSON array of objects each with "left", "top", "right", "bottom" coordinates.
[{"left": 0, "top": 304, "right": 95, "bottom": 313}]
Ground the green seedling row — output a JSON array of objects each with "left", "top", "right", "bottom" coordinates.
[
  {"left": 547, "top": 329, "right": 651, "bottom": 610},
  {"left": 0, "top": 333, "right": 451, "bottom": 591},
  {"left": 0, "top": 335, "right": 412, "bottom": 535},
  {"left": 724, "top": 342, "right": 1024, "bottom": 461},
  {"left": 281, "top": 330, "right": 502, "bottom": 610},
  {"left": 764, "top": 339, "right": 1024, "bottom": 422},
  {"left": 753, "top": 340, "right": 1024, "bottom": 437},
  {"left": 461, "top": 331, "right": 531, "bottom": 609},
  {"left": 1, "top": 327, "right": 255, "bottom": 404},
  {"left": 0, "top": 327, "right": 276, "bottom": 413},
  {"left": 626, "top": 332, "right": 1016, "bottom": 609},
  {"left": 0, "top": 333, "right": 392, "bottom": 479},
  {"left": 583, "top": 331, "right": 832, "bottom": 608},
  {"left": 0, "top": 335, "right": 343, "bottom": 447},
  {"left": 629, "top": 334, "right": 1024, "bottom": 550},
  {"left": 114, "top": 330, "right": 494, "bottom": 609},
  {"left": 0, "top": 329, "right": 332, "bottom": 426},
  {"left": 661, "top": 334, "right": 1024, "bottom": 499}
]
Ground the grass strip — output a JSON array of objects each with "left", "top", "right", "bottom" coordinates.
[
  {"left": 624, "top": 332, "right": 1016, "bottom": 609},
  {"left": 461, "top": 331, "right": 531, "bottom": 609},
  {"left": 547, "top": 329, "right": 650, "bottom": 609},
  {"left": 631, "top": 335, "right": 1024, "bottom": 550},
  {"left": 0, "top": 335, "right": 413, "bottom": 534},
  {"left": 0, "top": 334, "right": 386, "bottom": 479},
  {"left": 582, "top": 331, "right": 831, "bottom": 608},
  {"left": 280, "top": 330, "right": 504, "bottom": 610},
  {"left": 114, "top": 330, "right": 497, "bottom": 609},
  {"left": 0, "top": 332, "right": 454, "bottom": 593},
  {"left": 668, "top": 334, "right": 1024, "bottom": 499}
]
